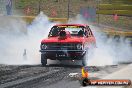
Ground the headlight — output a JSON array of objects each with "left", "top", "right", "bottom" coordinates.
[
  {"left": 41, "top": 44, "right": 48, "bottom": 49},
  {"left": 76, "top": 44, "right": 83, "bottom": 50}
]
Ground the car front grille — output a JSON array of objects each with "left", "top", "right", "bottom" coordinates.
[{"left": 45, "top": 43, "right": 77, "bottom": 50}]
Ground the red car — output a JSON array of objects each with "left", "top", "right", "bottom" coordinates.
[{"left": 40, "top": 24, "right": 96, "bottom": 66}]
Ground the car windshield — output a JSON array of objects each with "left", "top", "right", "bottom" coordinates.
[{"left": 48, "top": 26, "right": 85, "bottom": 37}]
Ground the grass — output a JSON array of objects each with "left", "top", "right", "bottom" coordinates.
[
  {"left": 14, "top": 0, "right": 96, "bottom": 17},
  {"left": 99, "top": 4, "right": 132, "bottom": 10},
  {"left": 13, "top": 0, "right": 132, "bottom": 30},
  {"left": 98, "top": 15, "right": 132, "bottom": 30}
]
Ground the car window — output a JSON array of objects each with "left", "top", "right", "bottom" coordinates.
[
  {"left": 48, "top": 26, "right": 85, "bottom": 37},
  {"left": 48, "top": 27, "right": 59, "bottom": 37},
  {"left": 65, "top": 28, "right": 82, "bottom": 35}
]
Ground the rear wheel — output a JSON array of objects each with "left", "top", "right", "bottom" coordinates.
[{"left": 41, "top": 54, "right": 47, "bottom": 66}]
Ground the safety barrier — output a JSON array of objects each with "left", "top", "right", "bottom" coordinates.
[
  {"left": 2, "top": 15, "right": 132, "bottom": 37},
  {"left": 100, "top": 30, "right": 132, "bottom": 37},
  {"left": 19, "top": 16, "right": 132, "bottom": 37},
  {"left": 19, "top": 16, "right": 68, "bottom": 23}
]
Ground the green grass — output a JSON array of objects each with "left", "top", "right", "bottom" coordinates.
[
  {"left": 14, "top": 0, "right": 96, "bottom": 17},
  {"left": 98, "top": 15, "right": 132, "bottom": 30},
  {"left": 13, "top": 0, "right": 132, "bottom": 30},
  {"left": 98, "top": 4, "right": 132, "bottom": 10},
  {"left": 97, "top": 10, "right": 132, "bottom": 16}
]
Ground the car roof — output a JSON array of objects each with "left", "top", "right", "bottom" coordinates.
[{"left": 54, "top": 24, "right": 88, "bottom": 27}]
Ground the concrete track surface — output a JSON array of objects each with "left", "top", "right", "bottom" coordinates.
[{"left": 0, "top": 63, "right": 131, "bottom": 88}]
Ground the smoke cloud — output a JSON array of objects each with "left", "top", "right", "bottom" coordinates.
[
  {"left": 0, "top": 13, "right": 131, "bottom": 66},
  {"left": 0, "top": 12, "right": 55, "bottom": 65},
  {"left": 69, "top": 14, "right": 132, "bottom": 66}
]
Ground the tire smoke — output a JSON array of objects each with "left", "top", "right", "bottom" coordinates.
[
  {"left": 0, "top": 13, "right": 131, "bottom": 66},
  {"left": 0, "top": 12, "right": 55, "bottom": 65},
  {"left": 69, "top": 15, "right": 132, "bottom": 66}
]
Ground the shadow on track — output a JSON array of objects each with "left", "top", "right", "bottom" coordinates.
[{"left": 42, "top": 64, "right": 82, "bottom": 68}]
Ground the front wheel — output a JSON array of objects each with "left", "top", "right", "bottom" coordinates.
[
  {"left": 82, "top": 52, "right": 87, "bottom": 66},
  {"left": 41, "top": 54, "right": 47, "bottom": 66},
  {"left": 82, "top": 50, "right": 88, "bottom": 66}
]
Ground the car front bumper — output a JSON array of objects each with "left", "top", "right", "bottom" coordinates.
[{"left": 40, "top": 49, "right": 86, "bottom": 60}]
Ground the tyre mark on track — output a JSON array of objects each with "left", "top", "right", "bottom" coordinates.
[
  {"left": 14, "top": 67, "right": 80, "bottom": 88},
  {"left": 0, "top": 64, "right": 128, "bottom": 88},
  {"left": 0, "top": 65, "right": 78, "bottom": 88},
  {"left": 0, "top": 65, "right": 48, "bottom": 84},
  {"left": 29, "top": 68, "right": 79, "bottom": 88},
  {"left": 0, "top": 68, "right": 60, "bottom": 88}
]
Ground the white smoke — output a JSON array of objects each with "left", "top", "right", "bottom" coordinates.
[
  {"left": 0, "top": 13, "right": 131, "bottom": 66},
  {"left": 0, "top": 12, "right": 55, "bottom": 65},
  {"left": 69, "top": 14, "right": 132, "bottom": 66}
]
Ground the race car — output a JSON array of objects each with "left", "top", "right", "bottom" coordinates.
[{"left": 40, "top": 24, "right": 96, "bottom": 66}]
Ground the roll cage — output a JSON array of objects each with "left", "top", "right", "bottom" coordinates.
[{"left": 48, "top": 25, "right": 93, "bottom": 37}]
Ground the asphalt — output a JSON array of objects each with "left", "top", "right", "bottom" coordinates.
[{"left": 0, "top": 63, "right": 129, "bottom": 88}]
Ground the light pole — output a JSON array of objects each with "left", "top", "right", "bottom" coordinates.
[
  {"left": 97, "top": 0, "right": 100, "bottom": 25},
  {"left": 38, "top": 0, "right": 41, "bottom": 14},
  {"left": 67, "top": 0, "right": 70, "bottom": 20}
]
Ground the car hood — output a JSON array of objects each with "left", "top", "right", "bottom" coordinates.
[{"left": 41, "top": 36, "right": 85, "bottom": 43}]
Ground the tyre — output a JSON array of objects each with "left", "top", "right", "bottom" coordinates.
[
  {"left": 41, "top": 54, "right": 47, "bottom": 66},
  {"left": 82, "top": 53, "right": 87, "bottom": 66},
  {"left": 82, "top": 47, "right": 95, "bottom": 66}
]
